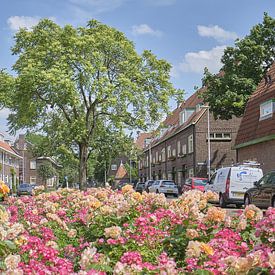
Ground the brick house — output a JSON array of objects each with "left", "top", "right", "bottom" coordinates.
[
  {"left": 0, "top": 133, "right": 21, "bottom": 188},
  {"left": 235, "top": 63, "right": 275, "bottom": 173},
  {"left": 139, "top": 88, "right": 242, "bottom": 187},
  {"left": 13, "top": 134, "right": 61, "bottom": 187}
]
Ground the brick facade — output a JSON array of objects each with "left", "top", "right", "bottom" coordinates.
[
  {"left": 0, "top": 134, "right": 21, "bottom": 188},
  {"left": 139, "top": 90, "right": 241, "bottom": 187},
  {"left": 13, "top": 134, "right": 60, "bottom": 187},
  {"left": 235, "top": 63, "right": 275, "bottom": 172}
]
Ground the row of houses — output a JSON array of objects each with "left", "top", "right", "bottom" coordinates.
[
  {"left": 0, "top": 134, "right": 60, "bottom": 188},
  {"left": 139, "top": 63, "right": 275, "bottom": 186}
]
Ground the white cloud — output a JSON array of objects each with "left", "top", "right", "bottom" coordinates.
[
  {"left": 132, "top": 24, "right": 162, "bottom": 37},
  {"left": 197, "top": 25, "right": 238, "bottom": 43},
  {"left": 179, "top": 45, "right": 226, "bottom": 74},
  {"left": 69, "top": 0, "right": 126, "bottom": 13},
  {"left": 0, "top": 108, "right": 11, "bottom": 120},
  {"left": 7, "top": 16, "right": 41, "bottom": 31}
]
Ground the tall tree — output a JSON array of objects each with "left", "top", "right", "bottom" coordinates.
[
  {"left": 202, "top": 13, "right": 275, "bottom": 120},
  {"left": 2, "top": 19, "right": 182, "bottom": 189}
]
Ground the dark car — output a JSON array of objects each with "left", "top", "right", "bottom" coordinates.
[
  {"left": 135, "top": 182, "right": 145, "bottom": 193},
  {"left": 181, "top": 177, "right": 208, "bottom": 194},
  {"left": 17, "top": 183, "right": 33, "bottom": 196},
  {"left": 144, "top": 180, "right": 155, "bottom": 192},
  {"left": 244, "top": 171, "right": 275, "bottom": 208}
]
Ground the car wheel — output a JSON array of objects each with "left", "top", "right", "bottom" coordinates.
[
  {"left": 219, "top": 194, "right": 227, "bottom": 208},
  {"left": 244, "top": 195, "right": 250, "bottom": 206}
]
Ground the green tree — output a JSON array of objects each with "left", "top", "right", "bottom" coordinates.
[
  {"left": 37, "top": 163, "right": 56, "bottom": 189},
  {"left": 202, "top": 13, "right": 275, "bottom": 120},
  {"left": 2, "top": 19, "right": 182, "bottom": 189}
]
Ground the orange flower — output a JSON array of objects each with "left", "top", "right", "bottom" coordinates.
[
  {"left": 200, "top": 243, "right": 214, "bottom": 255},
  {"left": 245, "top": 209, "right": 255, "bottom": 219}
]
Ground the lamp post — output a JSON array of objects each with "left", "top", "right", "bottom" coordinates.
[
  {"left": 201, "top": 106, "right": 211, "bottom": 180},
  {"left": 149, "top": 142, "right": 152, "bottom": 180}
]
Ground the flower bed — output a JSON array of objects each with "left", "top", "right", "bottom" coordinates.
[{"left": 0, "top": 185, "right": 274, "bottom": 274}]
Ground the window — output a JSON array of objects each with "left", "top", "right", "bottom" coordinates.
[
  {"left": 188, "top": 135, "right": 193, "bottom": 153},
  {"left": 161, "top": 148, "right": 166, "bottom": 162},
  {"left": 156, "top": 151, "right": 159, "bottom": 162},
  {"left": 182, "top": 144, "right": 187, "bottom": 155},
  {"left": 111, "top": 164, "right": 117, "bottom": 171},
  {"left": 179, "top": 109, "right": 195, "bottom": 125},
  {"left": 208, "top": 133, "right": 232, "bottom": 141},
  {"left": 177, "top": 141, "right": 181, "bottom": 156},
  {"left": 188, "top": 168, "right": 194, "bottom": 177},
  {"left": 167, "top": 146, "right": 171, "bottom": 158},
  {"left": 152, "top": 157, "right": 155, "bottom": 164},
  {"left": 177, "top": 171, "right": 182, "bottom": 185},
  {"left": 260, "top": 100, "right": 274, "bottom": 120},
  {"left": 30, "top": 160, "right": 36, "bottom": 170},
  {"left": 144, "top": 138, "right": 151, "bottom": 147},
  {"left": 172, "top": 149, "right": 176, "bottom": 157},
  {"left": 30, "top": 176, "right": 36, "bottom": 184}
]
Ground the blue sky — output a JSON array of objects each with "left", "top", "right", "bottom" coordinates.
[{"left": 0, "top": 0, "right": 274, "bottom": 139}]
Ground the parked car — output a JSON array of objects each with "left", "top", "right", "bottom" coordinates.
[
  {"left": 204, "top": 165, "right": 263, "bottom": 208},
  {"left": 144, "top": 180, "right": 155, "bottom": 192},
  {"left": 181, "top": 177, "right": 208, "bottom": 193},
  {"left": 17, "top": 183, "right": 34, "bottom": 196},
  {"left": 135, "top": 182, "right": 145, "bottom": 193},
  {"left": 244, "top": 171, "right": 275, "bottom": 208},
  {"left": 148, "top": 180, "right": 178, "bottom": 197}
]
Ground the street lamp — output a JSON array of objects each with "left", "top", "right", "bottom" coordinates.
[
  {"left": 149, "top": 141, "right": 152, "bottom": 180},
  {"left": 201, "top": 105, "right": 211, "bottom": 180}
]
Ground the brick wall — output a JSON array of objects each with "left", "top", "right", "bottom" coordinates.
[
  {"left": 195, "top": 112, "right": 242, "bottom": 176},
  {"left": 237, "top": 139, "right": 275, "bottom": 173}
]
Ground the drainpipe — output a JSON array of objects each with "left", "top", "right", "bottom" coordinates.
[{"left": 193, "top": 124, "right": 196, "bottom": 176}]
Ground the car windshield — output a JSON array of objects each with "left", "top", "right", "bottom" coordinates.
[
  {"left": 194, "top": 179, "right": 208, "bottom": 186},
  {"left": 20, "top": 184, "right": 30, "bottom": 188},
  {"left": 162, "top": 181, "right": 175, "bottom": 186}
]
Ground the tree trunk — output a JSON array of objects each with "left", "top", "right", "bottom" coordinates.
[{"left": 79, "top": 143, "right": 88, "bottom": 190}]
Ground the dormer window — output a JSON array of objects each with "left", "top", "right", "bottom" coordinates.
[
  {"left": 260, "top": 99, "right": 274, "bottom": 120},
  {"left": 179, "top": 108, "right": 195, "bottom": 125}
]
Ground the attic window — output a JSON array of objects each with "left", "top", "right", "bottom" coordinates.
[
  {"left": 179, "top": 108, "right": 195, "bottom": 125},
  {"left": 260, "top": 100, "right": 274, "bottom": 120}
]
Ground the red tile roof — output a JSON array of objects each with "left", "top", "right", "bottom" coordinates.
[
  {"left": 115, "top": 163, "right": 128, "bottom": 179},
  {"left": 235, "top": 63, "right": 275, "bottom": 146},
  {"left": 148, "top": 88, "right": 205, "bottom": 147},
  {"left": 0, "top": 141, "right": 21, "bottom": 158},
  {"left": 135, "top": 133, "right": 153, "bottom": 150}
]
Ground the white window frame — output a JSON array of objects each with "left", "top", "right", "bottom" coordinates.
[
  {"left": 182, "top": 144, "right": 187, "bottom": 155},
  {"left": 208, "top": 133, "right": 232, "bottom": 141},
  {"left": 30, "top": 160, "right": 36, "bottom": 170},
  {"left": 111, "top": 164, "right": 117, "bottom": 171},
  {"left": 167, "top": 146, "right": 171, "bottom": 158},
  {"left": 260, "top": 100, "right": 273, "bottom": 120},
  {"left": 30, "top": 176, "right": 36, "bottom": 184},
  {"left": 188, "top": 168, "right": 194, "bottom": 177},
  {"left": 161, "top": 148, "right": 166, "bottom": 162},
  {"left": 188, "top": 135, "right": 193, "bottom": 153},
  {"left": 177, "top": 141, "right": 181, "bottom": 156}
]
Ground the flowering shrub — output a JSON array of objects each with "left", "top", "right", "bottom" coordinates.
[{"left": 0, "top": 186, "right": 272, "bottom": 274}]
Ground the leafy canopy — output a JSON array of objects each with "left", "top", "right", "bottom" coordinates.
[
  {"left": 1, "top": 19, "right": 182, "bottom": 188},
  {"left": 202, "top": 13, "right": 275, "bottom": 120}
]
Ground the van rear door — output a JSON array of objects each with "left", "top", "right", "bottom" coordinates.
[{"left": 229, "top": 167, "right": 263, "bottom": 200}]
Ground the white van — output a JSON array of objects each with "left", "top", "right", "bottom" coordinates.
[{"left": 205, "top": 165, "right": 263, "bottom": 208}]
